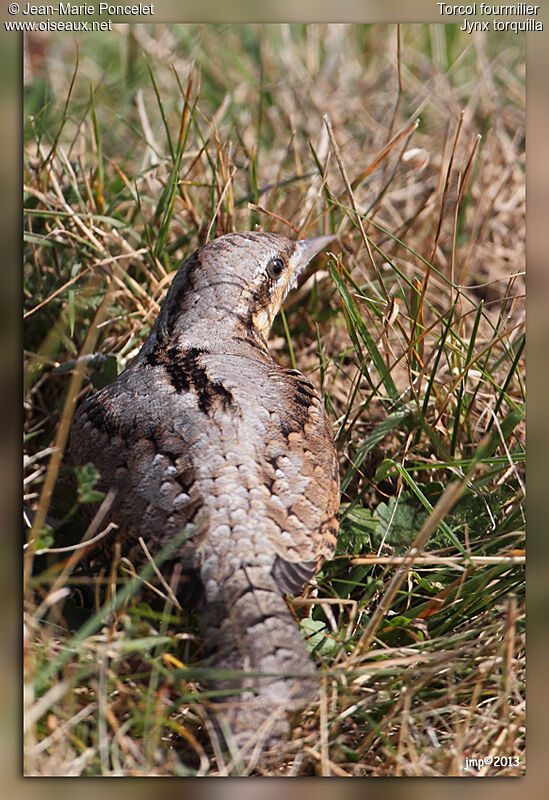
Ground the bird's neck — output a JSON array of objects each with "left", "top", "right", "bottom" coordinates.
[{"left": 141, "top": 305, "right": 271, "bottom": 360}]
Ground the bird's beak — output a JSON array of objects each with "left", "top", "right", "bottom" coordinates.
[{"left": 290, "top": 235, "right": 337, "bottom": 284}]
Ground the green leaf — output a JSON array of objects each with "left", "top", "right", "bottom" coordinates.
[
  {"left": 375, "top": 458, "right": 396, "bottom": 482},
  {"left": 374, "top": 493, "right": 429, "bottom": 552},
  {"left": 337, "top": 504, "right": 377, "bottom": 555},
  {"left": 300, "top": 618, "right": 338, "bottom": 656},
  {"left": 36, "top": 526, "right": 54, "bottom": 550},
  {"left": 75, "top": 463, "right": 105, "bottom": 505}
]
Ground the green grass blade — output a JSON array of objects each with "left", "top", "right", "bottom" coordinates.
[{"left": 330, "top": 262, "right": 399, "bottom": 402}]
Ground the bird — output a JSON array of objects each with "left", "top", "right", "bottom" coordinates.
[{"left": 70, "top": 230, "right": 340, "bottom": 754}]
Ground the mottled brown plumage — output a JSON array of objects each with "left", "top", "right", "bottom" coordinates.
[{"left": 71, "top": 231, "right": 340, "bottom": 752}]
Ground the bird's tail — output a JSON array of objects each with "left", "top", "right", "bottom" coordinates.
[{"left": 200, "top": 565, "right": 317, "bottom": 752}]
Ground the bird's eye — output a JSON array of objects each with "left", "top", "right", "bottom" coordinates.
[{"left": 266, "top": 256, "right": 286, "bottom": 280}]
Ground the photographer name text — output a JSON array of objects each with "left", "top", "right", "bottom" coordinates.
[{"left": 18, "top": 3, "right": 154, "bottom": 15}]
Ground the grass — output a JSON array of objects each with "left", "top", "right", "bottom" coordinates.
[{"left": 23, "top": 24, "right": 525, "bottom": 776}]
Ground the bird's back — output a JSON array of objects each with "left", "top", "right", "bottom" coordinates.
[{"left": 71, "top": 346, "right": 339, "bottom": 592}]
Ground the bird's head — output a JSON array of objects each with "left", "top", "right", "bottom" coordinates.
[{"left": 155, "top": 231, "right": 336, "bottom": 350}]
